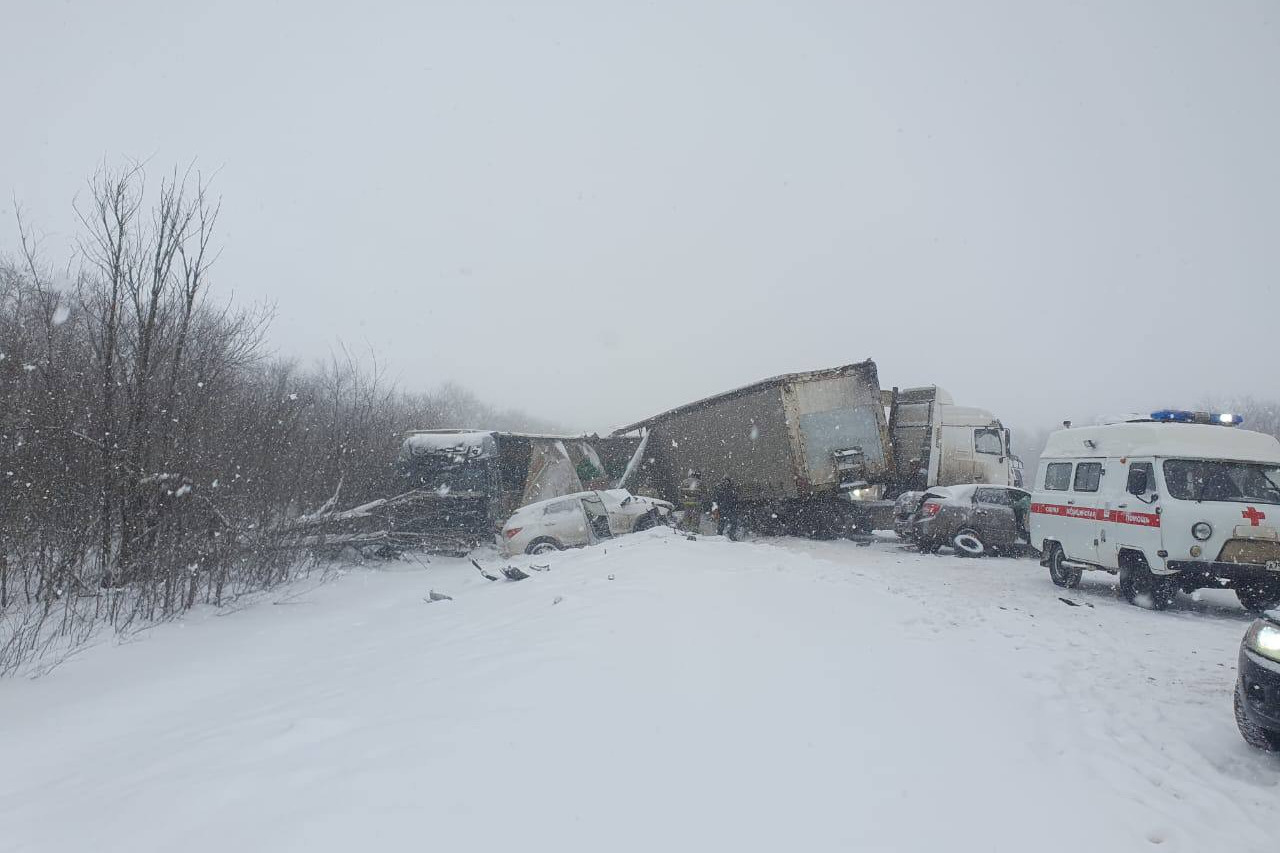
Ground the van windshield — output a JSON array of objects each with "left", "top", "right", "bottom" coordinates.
[{"left": 1162, "top": 459, "right": 1280, "bottom": 505}]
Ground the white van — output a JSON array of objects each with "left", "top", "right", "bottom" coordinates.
[{"left": 1030, "top": 411, "right": 1280, "bottom": 612}]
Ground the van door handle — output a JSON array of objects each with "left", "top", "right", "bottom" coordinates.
[
  {"left": 1066, "top": 500, "right": 1075, "bottom": 505},
  {"left": 1117, "top": 503, "right": 1127, "bottom": 509}
]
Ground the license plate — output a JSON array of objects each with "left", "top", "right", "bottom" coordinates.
[{"left": 1269, "top": 561, "right": 1280, "bottom": 572}]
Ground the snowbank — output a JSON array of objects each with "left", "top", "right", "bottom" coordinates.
[{"left": 1, "top": 533, "right": 1276, "bottom": 852}]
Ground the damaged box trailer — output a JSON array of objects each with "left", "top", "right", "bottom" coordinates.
[{"left": 613, "top": 361, "right": 893, "bottom": 536}]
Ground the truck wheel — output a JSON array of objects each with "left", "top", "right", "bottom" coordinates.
[
  {"left": 952, "top": 529, "right": 986, "bottom": 557},
  {"left": 1047, "top": 545, "right": 1082, "bottom": 589},
  {"left": 1236, "top": 582, "right": 1280, "bottom": 614},
  {"left": 1235, "top": 679, "right": 1280, "bottom": 752},
  {"left": 526, "top": 538, "right": 562, "bottom": 556}
]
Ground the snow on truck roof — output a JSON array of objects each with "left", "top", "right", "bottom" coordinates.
[
  {"left": 612, "top": 360, "right": 880, "bottom": 434},
  {"left": 1041, "top": 421, "right": 1280, "bottom": 464},
  {"left": 401, "top": 430, "right": 621, "bottom": 456}
]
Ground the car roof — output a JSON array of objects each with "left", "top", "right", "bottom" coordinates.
[
  {"left": 512, "top": 489, "right": 634, "bottom": 516},
  {"left": 925, "top": 484, "right": 1027, "bottom": 500}
]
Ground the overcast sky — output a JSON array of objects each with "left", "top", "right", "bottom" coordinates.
[{"left": 3, "top": 0, "right": 1277, "bottom": 440}]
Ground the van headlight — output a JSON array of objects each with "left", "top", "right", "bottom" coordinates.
[
  {"left": 1191, "top": 522, "right": 1213, "bottom": 541},
  {"left": 1245, "top": 621, "right": 1280, "bottom": 663}
]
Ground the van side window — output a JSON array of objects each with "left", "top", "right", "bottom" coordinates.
[
  {"left": 974, "top": 428, "right": 1003, "bottom": 455},
  {"left": 1126, "top": 462, "right": 1154, "bottom": 495},
  {"left": 1044, "top": 463, "right": 1072, "bottom": 491},
  {"left": 1073, "top": 462, "right": 1102, "bottom": 492}
]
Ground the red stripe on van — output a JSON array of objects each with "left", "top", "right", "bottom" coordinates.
[{"left": 1031, "top": 503, "right": 1160, "bottom": 528}]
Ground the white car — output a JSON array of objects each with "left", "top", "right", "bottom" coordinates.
[{"left": 499, "top": 489, "right": 674, "bottom": 556}]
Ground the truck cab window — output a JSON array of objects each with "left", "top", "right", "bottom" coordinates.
[
  {"left": 1044, "top": 462, "right": 1072, "bottom": 491},
  {"left": 1073, "top": 462, "right": 1102, "bottom": 492},
  {"left": 975, "top": 428, "right": 1003, "bottom": 455}
]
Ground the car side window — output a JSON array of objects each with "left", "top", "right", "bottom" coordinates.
[
  {"left": 975, "top": 488, "right": 1012, "bottom": 506},
  {"left": 1073, "top": 462, "right": 1102, "bottom": 492},
  {"left": 1044, "top": 462, "right": 1072, "bottom": 491},
  {"left": 543, "top": 500, "right": 577, "bottom": 515},
  {"left": 974, "top": 428, "right": 1003, "bottom": 455}
]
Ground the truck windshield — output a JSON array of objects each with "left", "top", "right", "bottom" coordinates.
[
  {"left": 400, "top": 457, "right": 492, "bottom": 494},
  {"left": 1162, "top": 459, "right": 1280, "bottom": 505}
]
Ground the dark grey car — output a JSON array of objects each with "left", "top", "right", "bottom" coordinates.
[{"left": 901, "top": 484, "right": 1031, "bottom": 557}]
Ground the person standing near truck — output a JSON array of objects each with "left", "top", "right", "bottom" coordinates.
[
  {"left": 678, "top": 471, "right": 703, "bottom": 533},
  {"left": 712, "top": 476, "right": 744, "bottom": 540}
]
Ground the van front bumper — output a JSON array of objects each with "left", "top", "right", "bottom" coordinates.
[{"left": 1165, "top": 560, "right": 1280, "bottom": 586}]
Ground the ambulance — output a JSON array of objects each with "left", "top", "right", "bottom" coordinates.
[{"left": 1031, "top": 410, "right": 1280, "bottom": 612}]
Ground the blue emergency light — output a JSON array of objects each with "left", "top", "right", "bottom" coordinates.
[{"left": 1149, "top": 409, "right": 1243, "bottom": 426}]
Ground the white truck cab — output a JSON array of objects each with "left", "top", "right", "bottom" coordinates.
[
  {"left": 888, "top": 387, "right": 1021, "bottom": 493},
  {"left": 1031, "top": 410, "right": 1280, "bottom": 612}
]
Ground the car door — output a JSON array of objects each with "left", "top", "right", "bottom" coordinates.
[
  {"left": 580, "top": 492, "right": 615, "bottom": 543},
  {"left": 541, "top": 498, "right": 591, "bottom": 548},
  {"left": 972, "top": 487, "right": 1018, "bottom": 548}
]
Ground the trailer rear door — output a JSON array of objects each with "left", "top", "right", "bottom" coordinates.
[{"left": 889, "top": 387, "right": 939, "bottom": 493}]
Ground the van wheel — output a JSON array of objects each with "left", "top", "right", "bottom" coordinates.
[
  {"left": 1119, "top": 551, "right": 1175, "bottom": 610},
  {"left": 526, "top": 538, "right": 562, "bottom": 556},
  {"left": 1236, "top": 582, "right": 1280, "bottom": 614},
  {"left": 952, "top": 529, "right": 986, "bottom": 557},
  {"left": 1047, "top": 545, "right": 1082, "bottom": 588}
]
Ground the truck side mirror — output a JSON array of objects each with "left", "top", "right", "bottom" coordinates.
[{"left": 1127, "top": 468, "right": 1149, "bottom": 496}]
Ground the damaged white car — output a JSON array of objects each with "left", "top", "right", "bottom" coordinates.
[{"left": 499, "top": 489, "right": 674, "bottom": 556}]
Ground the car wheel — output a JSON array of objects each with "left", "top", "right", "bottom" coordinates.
[
  {"left": 526, "top": 538, "right": 561, "bottom": 556},
  {"left": 1235, "top": 679, "right": 1280, "bottom": 752},
  {"left": 1236, "top": 582, "right": 1280, "bottom": 614},
  {"left": 1048, "top": 544, "right": 1082, "bottom": 589}
]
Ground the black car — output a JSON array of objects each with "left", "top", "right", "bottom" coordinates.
[
  {"left": 896, "top": 484, "right": 1031, "bottom": 557},
  {"left": 1236, "top": 611, "right": 1280, "bottom": 752}
]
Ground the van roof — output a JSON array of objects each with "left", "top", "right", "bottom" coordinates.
[{"left": 1041, "top": 422, "right": 1280, "bottom": 464}]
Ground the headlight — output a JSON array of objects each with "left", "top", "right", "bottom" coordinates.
[
  {"left": 1192, "top": 522, "right": 1213, "bottom": 541},
  {"left": 1245, "top": 621, "right": 1280, "bottom": 663}
]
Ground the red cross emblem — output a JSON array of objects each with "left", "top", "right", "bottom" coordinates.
[{"left": 1242, "top": 506, "right": 1267, "bottom": 526}]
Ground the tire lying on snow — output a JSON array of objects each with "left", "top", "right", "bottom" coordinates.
[{"left": 952, "top": 528, "right": 986, "bottom": 557}]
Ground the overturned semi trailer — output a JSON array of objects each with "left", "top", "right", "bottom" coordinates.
[
  {"left": 288, "top": 430, "right": 643, "bottom": 557},
  {"left": 395, "top": 430, "right": 643, "bottom": 537}
]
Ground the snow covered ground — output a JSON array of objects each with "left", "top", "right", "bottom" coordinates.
[{"left": 3, "top": 529, "right": 1277, "bottom": 852}]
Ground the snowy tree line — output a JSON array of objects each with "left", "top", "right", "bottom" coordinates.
[{"left": 0, "top": 164, "right": 558, "bottom": 673}]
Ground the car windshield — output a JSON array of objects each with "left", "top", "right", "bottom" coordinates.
[{"left": 1162, "top": 459, "right": 1280, "bottom": 505}]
